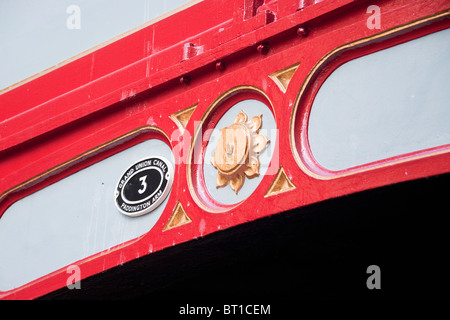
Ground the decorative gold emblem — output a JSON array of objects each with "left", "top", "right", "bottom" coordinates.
[{"left": 211, "top": 110, "right": 270, "bottom": 194}]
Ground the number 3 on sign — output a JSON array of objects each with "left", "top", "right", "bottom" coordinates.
[{"left": 138, "top": 175, "right": 148, "bottom": 194}]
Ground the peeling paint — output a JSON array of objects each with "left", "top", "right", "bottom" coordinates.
[
  {"left": 147, "top": 116, "right": 156, "bottom": 125},
  {"left": 120, "top": 88, "right": 136, "bottom": 101},
  {"left": 199, "top": 218, "right": 206, "bottom": 236}
]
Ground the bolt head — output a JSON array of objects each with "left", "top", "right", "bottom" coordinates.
[
  {"left": 179, "top": 76, "right": 191, "bottom": 85},
  {"left": 257, "top": 43, "right": 269, "bottom": 55},
  {"left": 215, "top": 61, "right": 226, "bottom": 71},
  {"left": 297, "top": 27, "right": 309, "bottom": 37}
]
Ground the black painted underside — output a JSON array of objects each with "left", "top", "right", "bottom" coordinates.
[{"left": 41, "top": 173, "right": 450, "bottom": 300}]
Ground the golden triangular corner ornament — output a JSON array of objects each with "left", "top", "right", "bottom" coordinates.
[
  {"left": 163, "top": 201, "right": 192, "bottom": 231},
  {"left": 269, "top": 62, "right": 300, "bottom": 93},
  {"left": 169, "top": 104, "right": 197, "bottom": 133},
  {"left": 265, "top": 166, "right": 296, "bottom": 197}
]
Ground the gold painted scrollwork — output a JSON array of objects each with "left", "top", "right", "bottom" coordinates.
[{"left": 211, "top": 110, "right": 270, "bottom": 194}]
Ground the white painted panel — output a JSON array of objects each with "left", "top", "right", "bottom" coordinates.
[
  {"left": 0, "top": 139, "right": 173, "bottom": 291},
  {"left": 0, "top": 0, "right": 195, "bottom": 89},
  {"left": 308, "top": 28, "right": 450, "bottom": 171}
]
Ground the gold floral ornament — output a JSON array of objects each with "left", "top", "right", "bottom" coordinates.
[{"left": 211, "top": 110, "right": 270, "bottom": 194}]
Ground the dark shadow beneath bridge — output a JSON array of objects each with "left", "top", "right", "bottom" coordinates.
[{"left": 42, "top": 173, "right": 450, "bottom": 301}]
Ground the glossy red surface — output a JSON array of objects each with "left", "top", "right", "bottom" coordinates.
[{"left": 0, "top": 0, "right": 449, "bottom": 299}]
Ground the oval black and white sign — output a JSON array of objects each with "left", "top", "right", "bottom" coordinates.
[{"left": 115, "top": 156, "right": 174, "bottom": 217}]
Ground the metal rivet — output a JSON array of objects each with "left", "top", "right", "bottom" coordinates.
[
  {"left": 257, "top": 43, "right": 270, "bottom": 55},
  {"left": 179, "top": 76, "right": 191, "bottom": 85},
  {"left": 297, "top": 26, "right": 309, "bottom": 37},
  {"left": 215, "top": 61, "right": 226, "bottom": 71}
]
